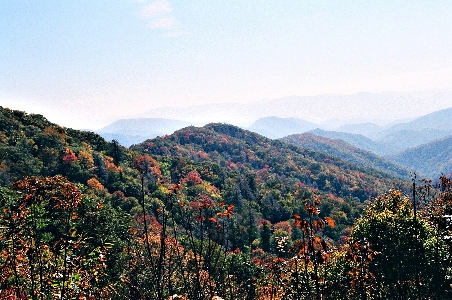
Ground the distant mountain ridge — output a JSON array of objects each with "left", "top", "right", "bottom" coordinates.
[
  {"left": 388, "top": 135, "right": 452, "bottom": 179},
  {"left": 384, "top": 107, "right": 452, "bottom": 132},
  {"left": 378, "top": 128, "right": 452, "bottom": 153},
  {"left": 307, "top": 128, "right": 395, "bottom": 156},
  {"left": 96, "top": 118, "right": 198, "bottom": 147},
  {"left": 135, "top": 90, "right": 452, "bottom": 125},
  {"left": 247, "top": 116, "right": 318, "bottom": 139},
  {"left": 336, "top": 122, "right": 387, "bottom": 139},
  {"left": 372, "top": 107, "right": 452, "bottom": 152},
  {"left": 94, "top": 103, "right": 452, "bottom": 180},
  {"left": 280, "top": 133, "right": 411, "bottom": 179}
]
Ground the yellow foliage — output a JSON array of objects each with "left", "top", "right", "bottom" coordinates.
[{"left": 78, "top": 150, "right": 95, "bottom": 170}]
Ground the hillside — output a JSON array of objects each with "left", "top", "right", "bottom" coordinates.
[
  {"left": 379, "top": 128, "right": 452, "bottom": 152},
  {"left": 0, "top": 106, "right": 115, "bottom": 185},
  {"left": 388, "top": 135, "right": 452, "bottom": 179},
  {"left": 2, "top": 106, "right": 451, "bottom": 299},
  {"left": 1, "top": 106, "right": 404, "bottom": 250},
  {"left": 281, "top": 133, "right": 411, "bottom": 179},
  {"left": 308, "top": 128, "right": 395, "bottom": 155},
  {"left": 1, "top": 106, "right": 401, "bottom": 238},
  {"left": 129, "top": 122, "right": 413, "bottom": 245},
  {"left": 131, "top": 123, "right": 409, "bottom": 203},
  {"left": 376, "top": 107, "right": 452, "bottom": 151}
]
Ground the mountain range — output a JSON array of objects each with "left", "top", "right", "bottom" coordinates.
[
  {"left": 131, "top": 90, "right": 452, "bottom": 125},
  {"left": 388, "top": 136, "right": 452, "bottom": 179},
  {"left": 0, "top": 105, "right": 411, "bottom": 244},
  {"left": 130, "top": 123, "right": 408, "bottom": 203},
  {"left": 95, "top": 104, "right": 452, "bottom": 179},
  {"left": 1, "top": 103, "right": 451, "bottom": 300},
  {"left": 96, "top": 118, "right": 197, "bottom": 147}
]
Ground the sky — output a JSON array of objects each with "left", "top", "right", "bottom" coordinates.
[{"left": 1, "top": 0, "right": 452, "bottom": 130}]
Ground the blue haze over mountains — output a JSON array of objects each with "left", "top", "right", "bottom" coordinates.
[{"left": 96, "top": 92, "right": 452, "bottom": 180}]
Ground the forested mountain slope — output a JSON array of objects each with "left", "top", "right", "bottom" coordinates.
[
  {"left": 306, "top": 128, "right": 395, "bottom": 156},
  {"left": 1, "top": 106, "right": 451, "bottom": 299},
  {"left": 1, "top": 106, "right": 401, "bottom": 244},
  {"left": 131, "top": 123, "right": 409, "bottom": 202},
  {"left": 385, "top": 107, "right": 452, "bottom": 132},
  {"left": 281, "top": 132, "right": 411, "bottom": 179},
  {"left": 0, "top": 107, "right": 410, "bottom": 235},
  {"left": 0, "top": 106, "right": 114, "bottom": 184},
  {"left": 0, "top": 105, "right": 403, "bottom": 259},
  {"left": 388, "top": 135, "right": 452, "bottom": 178}
]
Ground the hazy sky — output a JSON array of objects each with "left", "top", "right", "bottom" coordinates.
[{"left": 1, "top": 1, "right": 452, "bottom": 129}]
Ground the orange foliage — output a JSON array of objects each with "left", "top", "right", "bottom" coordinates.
[
  {"left": 87, "top": 177, "right": 104, "bottom": 190},
  {"left": 103, "top": 156, "right": 120, "bottom": 172}
]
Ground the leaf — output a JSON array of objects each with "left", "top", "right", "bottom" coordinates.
[
  {"left": 313, "top": 219, "right": 323, "bottom": 230},
  {"left": 324, "top": 217, "right": 335, "bottom": 229},
  {"left": 314, "top": 236, "right": 322, "bottom": 244},
  {"left": 222, "top": 204, "right": 234, "bottom": 218}
]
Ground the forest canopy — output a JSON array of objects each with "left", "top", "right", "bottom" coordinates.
[{"left": 0, "top": 106, "right": 451, "bottom": 299}]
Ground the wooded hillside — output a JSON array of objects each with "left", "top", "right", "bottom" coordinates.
[{"left": 1, "top": 106, "right": 451, "bottom": 299}]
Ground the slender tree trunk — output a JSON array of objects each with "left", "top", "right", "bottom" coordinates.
[
  {"left": 412, "top": 175, "right": 420, "bottom": 298},
  {"left": 10, "top": 214, "right": 21, "bottom": 297}
]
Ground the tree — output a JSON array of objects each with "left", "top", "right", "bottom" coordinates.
[
  {"left": 349, "top": 189, "right": 445, "bottom": 299},
  {"left": 423, "top": 175, "right": 452, "bottom": 297},
  {"left": 260, "top": 220, "right": 272, "bottom": 253},
  {"left": 0, "top": 176, "right": 114, "bottom": 299}
]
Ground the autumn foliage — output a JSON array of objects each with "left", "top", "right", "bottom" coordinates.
[{"left": 1, "top": 108, "right": 452, "bottom": 299}]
